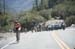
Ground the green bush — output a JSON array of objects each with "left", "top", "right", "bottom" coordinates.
[
  {"left": 0, "top": 13, "right": 12, "bottom": 32},
  {"left": 65, "top": 16, "right": 75, "bottom": 27}
]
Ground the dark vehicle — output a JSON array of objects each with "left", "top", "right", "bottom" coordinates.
[
  {"left": 54, "top": 24, "right": 61, "bottom": 29},
  {"left": 47, "top": 24, "right": 54, "bottom": 30}
]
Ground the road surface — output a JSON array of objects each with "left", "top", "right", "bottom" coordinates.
[{"left": 0, "top": 27, "right": 75, "bottom": 49}]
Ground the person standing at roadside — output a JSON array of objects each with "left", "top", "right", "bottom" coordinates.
[{"left": 14, "top": 21, "right": 21, "bottom": 43}]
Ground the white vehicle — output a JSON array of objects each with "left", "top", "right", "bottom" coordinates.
[{"left": 46, "top": 20, "right": 66, "bottom": 30}]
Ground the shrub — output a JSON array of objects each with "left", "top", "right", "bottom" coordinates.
[{"left": 65, "top": 16, "right": 75, "bottom": 27}]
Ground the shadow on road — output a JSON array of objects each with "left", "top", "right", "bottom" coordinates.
[{"left": 9, "top": 41, "right": 19, "bottom": 45}]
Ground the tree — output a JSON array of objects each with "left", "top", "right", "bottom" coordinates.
[
  {"left": 0, "top": 0, "right": 12, "bottom": 31},
  {"left": 51, "top": 0, "right": 75, "bottom": 19},
  {"left": 18, "top": 11, "right": 46, "bottom": 30},
  {"left": 32, "top": 0, "right": 39, "bottom": 11},
  {"left": 65, "top": 16, "right": 75, "bottom": 27}
]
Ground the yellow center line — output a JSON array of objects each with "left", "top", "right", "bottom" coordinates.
[
  {"left": 52, "top": 33, "right": 65, "bottom": 49},
  {"left": 55, "top": 33, "right": 70, "bottom": 49},
  {"left": 51, "top": 32, "right": 70, "bottom": 49}
]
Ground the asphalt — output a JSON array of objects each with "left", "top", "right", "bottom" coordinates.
[{"left": 0, "top": 27, "right": 75, "bottom": 49}]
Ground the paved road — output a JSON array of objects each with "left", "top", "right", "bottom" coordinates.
[{"left": 0, "top": 28, "right": 75, "bottom": 49}]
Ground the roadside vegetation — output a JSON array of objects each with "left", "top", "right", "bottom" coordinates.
[{"left": 0, "top": 0, "right": 75, "bottom": 32}]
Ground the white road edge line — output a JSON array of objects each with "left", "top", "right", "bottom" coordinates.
[{"left": 1, "top": 40, "right": 15, "bottom": 49}]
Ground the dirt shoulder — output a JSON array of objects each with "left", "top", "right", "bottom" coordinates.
[{"left": 0, "top": 32, "right": 15, "bottom": 41}]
